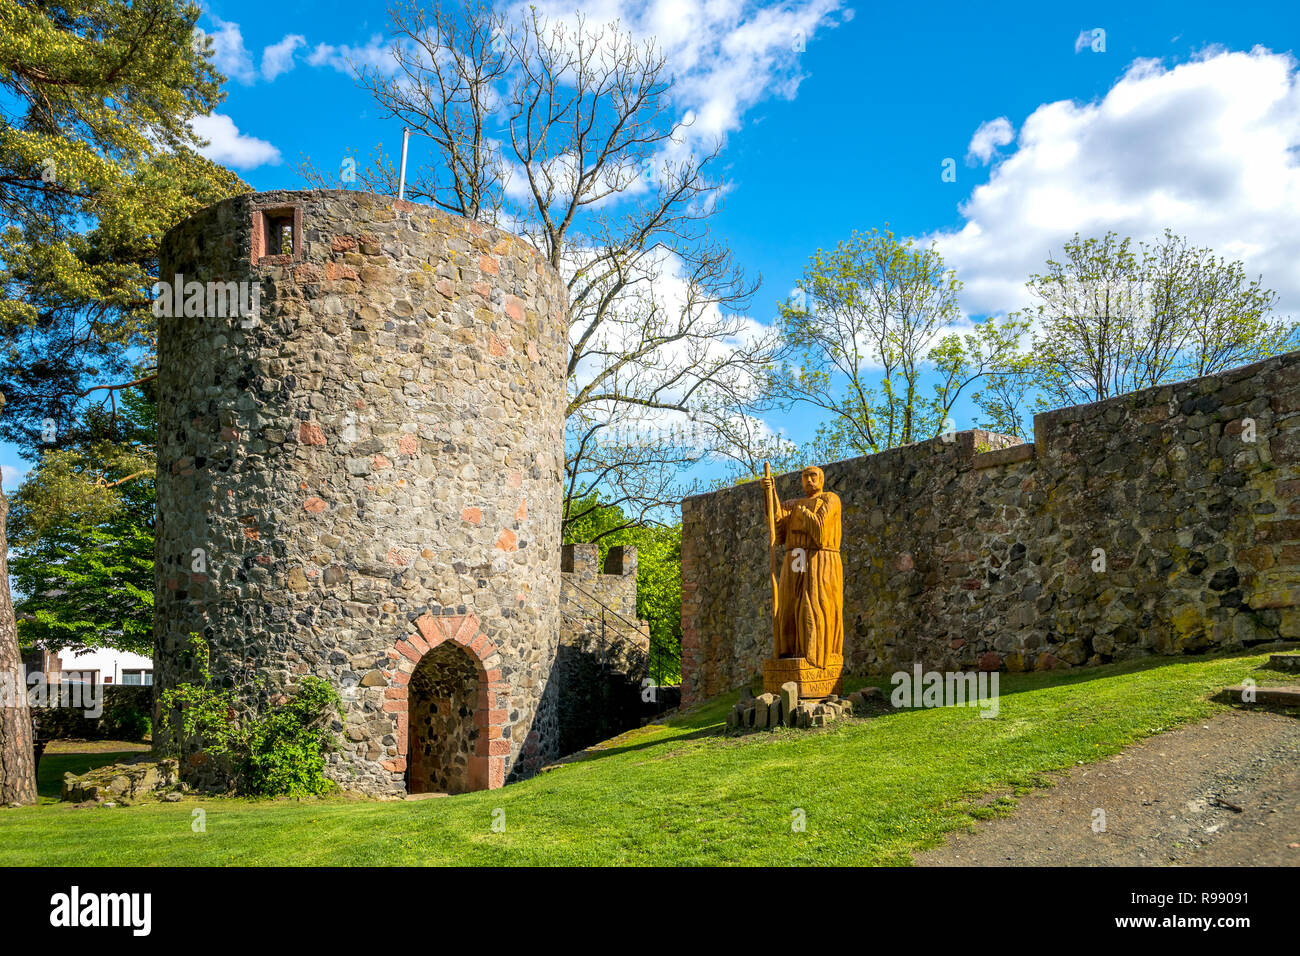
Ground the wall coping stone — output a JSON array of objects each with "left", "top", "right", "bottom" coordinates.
[{"left": 972, "top": 442, "right": 1036, "bottom": 470}]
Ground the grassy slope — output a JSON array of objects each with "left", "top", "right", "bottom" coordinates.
[{"left": 1, "top": 650, "right": 1293, "bottom": 866}]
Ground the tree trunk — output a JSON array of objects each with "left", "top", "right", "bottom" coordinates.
[{"left": 0, "top": 489, "right": 37, "bottom": 805}]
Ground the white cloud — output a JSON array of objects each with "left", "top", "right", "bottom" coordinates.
[
  {"left": 202, "top": 16, "right": 256, "bottom": 85},
  {"left": 189, "top": 113, "right": 282, "bottom": 169},
  {"left": 506, "top": 0, "right": 847, "bottom": 149},
  {"left": 1, "top": 465, "right": 23, "bottom": 489},
  {"left": 307, "top": 34, "right": 397, "bottom": 74},
  {"left": 262, "top": 34, "right": 307, "bottom": 81},
  {"left": 563, "top": 241, "right": 777, "bottom": 448},
  {"left": 966, "top": 116, "right": 1014, "bottom": 164},
  {"left": 930, "top": 47, "right": 1300, "bottom": 320}
]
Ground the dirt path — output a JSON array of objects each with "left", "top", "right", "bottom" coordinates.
[{"left": 913, "top": 709, "right": 1300, "bottom": 866}]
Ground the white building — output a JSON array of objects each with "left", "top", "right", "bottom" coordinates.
[{"left": 33, "top": 647, "right": 154, "bottom": 686}]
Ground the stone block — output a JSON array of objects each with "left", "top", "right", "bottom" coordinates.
[
  {"left": 795, "top": 702, "right": 814, "bottom": 729},
  {"left": 1268, "top": 653, "right": 1300, "bottom": 672},
  {"left": 780, "top": 680, "right": 799, "bottom": 714}
]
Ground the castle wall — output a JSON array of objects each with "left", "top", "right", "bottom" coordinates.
[
  {"left": 555, "top": 544, "right": 651, "bottom": 755},
  {"left": 681, "top": 352, "right": 1300, "bottom": 706},
  {"left": 155, "top": 190, "right": 567, "bottom": 793}
]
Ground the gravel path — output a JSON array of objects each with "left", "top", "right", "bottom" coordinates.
[{"left": 913, "top": 709, "right": 1300, "bottom": 866}]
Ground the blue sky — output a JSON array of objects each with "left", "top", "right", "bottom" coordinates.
[{"left": 6, "top": 0, "right": 1299, "bottom": 489}]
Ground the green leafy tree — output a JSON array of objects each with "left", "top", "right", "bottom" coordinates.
[
  {"left": 10, "top": 386, "right": 155, "bottom": 655},
  {"left": 1025, "top": 230, "right": 1297, "bottom": 408},
  {"left": 0, "top": 0, "right": 248, "bottom": 803},
  {"left": 969, "top": 339, "right": 1037, "bottom": 440},
  {"left": 776, "top": 228, "right": 1023, "bottom": 458},
  {"left": 0, "top": 0, "right": 248, "bottom": 446}
]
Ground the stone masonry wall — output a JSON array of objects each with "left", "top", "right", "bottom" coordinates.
[
  {"left": 555, "top": 544, "right": 651, "bottom": 755},
  {"left": 682, "top": 351, "right": 1300, "bottom": 706},
  {"left": 560, "top": 544, "right": 642, "bottom": 661},
  {"left": 155, "top": 190, "right": 567, "bottom": 793}
]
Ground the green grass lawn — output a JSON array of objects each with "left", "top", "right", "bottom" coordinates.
[{"left": 2, "top": 650, "right": 1295, "bottom": 866}]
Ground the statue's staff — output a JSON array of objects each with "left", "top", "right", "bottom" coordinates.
[{"left": 762, "top": 461, "right": 778, "bottom": 651}]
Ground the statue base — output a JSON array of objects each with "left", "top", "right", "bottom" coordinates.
[{"left": 763, "top": 655, "right": 843, "bottom": 698}]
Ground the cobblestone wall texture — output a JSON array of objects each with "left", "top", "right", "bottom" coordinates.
[
  {"left": 556, "top": 544, "right": 650, "bottom": 755},
  {"left": 682, "top": 353, "right": 1300, "bottom": 705},
  {"left": 155, "top": 190, "right": 567, "bottom": 793}
]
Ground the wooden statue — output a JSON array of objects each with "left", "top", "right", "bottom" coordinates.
[{"left": 759, "top": 464, "right": 845, "bottom": 697}]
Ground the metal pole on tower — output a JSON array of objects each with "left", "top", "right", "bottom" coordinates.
[{"left": 397, "top": 127, "right": 411, "bottom": 201}]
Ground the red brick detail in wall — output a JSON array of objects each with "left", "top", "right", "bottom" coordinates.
[{"left": 387, "top": 612, "right": 508, "bottom": 792}]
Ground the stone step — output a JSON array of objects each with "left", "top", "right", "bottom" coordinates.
[
  {"left": 1220, "top": 685, "right": 1300, "bottom": 707},
  {"left": 1268, "top": 654, "right": 1300, "bottom": 673}
]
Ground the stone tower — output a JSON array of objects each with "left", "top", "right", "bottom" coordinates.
[{"left": 154, "top": 190, "right": 567, "bottom": 794}]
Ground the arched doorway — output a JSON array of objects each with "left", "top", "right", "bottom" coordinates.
[
  {"left": 383, "top": 611, "right": 510, "bottom": 793},
  {"left": 408, "top": 642, "right": 480, "bottom": 794}
]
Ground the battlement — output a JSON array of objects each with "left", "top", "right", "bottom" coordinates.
[
  {"left": 556, "top": 543, "right": 650, "bottom": 756},
  {"left": 561, "top": 543, "right": 638, "bottom": 576},
  {"left": 559, "top": 543, "right": 641, "bottom": 633}
]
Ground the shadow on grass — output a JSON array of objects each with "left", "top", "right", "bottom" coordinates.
[
  {"left": 555, "top": 645, "right": 1300, "bottom": 768},
  {"left": 549, "top": 725, "right": 724, "bottom": 768}
]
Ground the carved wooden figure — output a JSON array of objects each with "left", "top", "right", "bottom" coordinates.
[{"left": 760, "top": 465, "right": 845, "bottom": 697}]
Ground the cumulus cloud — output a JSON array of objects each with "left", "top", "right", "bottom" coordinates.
[
  {"left": 201, "top": 16, "right": 256, "bottom": 85},
  {"left": 930, "top": 47, "right": 1300, "bottom": 320},
  {"left": 966, "top": 116, "right": 1014, "bottom": 164},
  {"left": 562, "top": 241, "right": 778, "bottom": 454},
  {"left": 189, "top": 113, "right": 282, "bottom": 169},
  {"left": 262, "top": 34, "right": 307, "bottom": 81},
  {"left": 506, "top": 0, "right": 847, "bottom": 149},
  {"left": 1, "top": 465, "right": 23, "bottom": 489},
  {"left": 307, "top": 34, "right": 398, "bottom": 74}
]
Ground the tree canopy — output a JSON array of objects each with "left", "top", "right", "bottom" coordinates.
[
  {"left": 1025, "top": 230, "right": 1297, "bottom": 412},
  {"left": 776, "top": 228, "right": 1023, "bottom": 458}
]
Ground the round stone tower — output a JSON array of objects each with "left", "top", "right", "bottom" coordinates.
[{"left": 155, "top": 190, "right": 566, "bottom": 794}]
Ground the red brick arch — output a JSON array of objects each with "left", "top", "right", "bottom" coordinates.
[{"left": 382, "top": 611, "right": 510, "bottom": 791}]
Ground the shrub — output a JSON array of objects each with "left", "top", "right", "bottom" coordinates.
[
  {"left": 157, "top": 636, "right": 343, "bottom": 797},
  {"left": 100, "top": 702, "right": 151, "bottom": 741}
]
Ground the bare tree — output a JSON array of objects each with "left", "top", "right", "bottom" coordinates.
[
  {"left": 349, "top": 0, "right": 509, "bottom": 220},
  {"left": 302, "top": 0, "right": 783, "bottom": 531}
]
